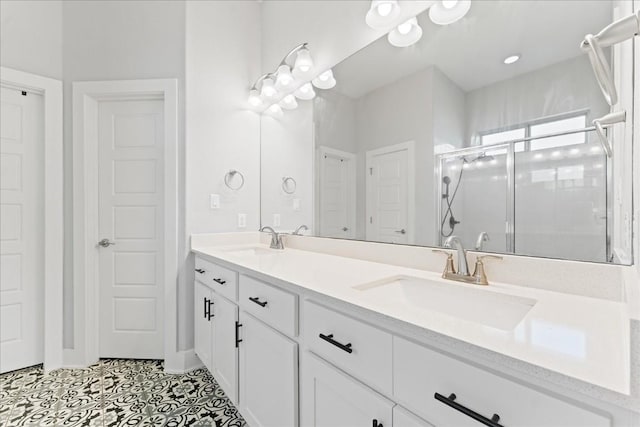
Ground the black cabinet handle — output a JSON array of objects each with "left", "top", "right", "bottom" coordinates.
[
  {"left": 203, "top": 297, "right": 209, "bottom": 319},
  {"left": 372, "top": 420, "right": 382, "bottom": 427},
  {"left": 434, "top": 393, "right": 503, "bottom": 427},
  {"left": 207, "top": 300, "right": 215, "bottom": 320},
  {"left": 195, "top": 268, "right": 205, "bottom": 274},
  {"left": 213, "top": 278, "right": 226, "bottom": 285},
  {"left": 235, "top": 321, "right": 243, "bottom": 347},
  {"left": 249, "top": 297, "right": 268, "bottom": 307},
  {"left": 319, "top": 333, "right": 353, "bottom": 354}
]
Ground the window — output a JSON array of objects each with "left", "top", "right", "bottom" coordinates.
[{"left": 479, "top": 113, "right": 587, "bottom": 153}]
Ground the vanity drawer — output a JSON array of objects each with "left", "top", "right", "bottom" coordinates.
[
  {"left": 303, "top": 300, "right": 392, "bottom": 395},
  {"left": 195, "top": 257, "right": 238, "bottom": 301},
  {"left": 239, "top": 275, "right": 298, "bottom": 337},
  {"left": 393, "top": 337, "right": 611, "bottom": 427}
]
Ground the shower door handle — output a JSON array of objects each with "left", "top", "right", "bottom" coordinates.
[{"left": 395, "top": 229, "right": 406, "bottom": 234}]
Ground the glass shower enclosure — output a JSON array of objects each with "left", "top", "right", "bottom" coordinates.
[{"left": 436, "top": 127, "right": 609, "bottom": 262}]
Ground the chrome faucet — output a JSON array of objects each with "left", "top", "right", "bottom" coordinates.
[
  {"left": 292, "top": 224, "right": 308, "bottom": 235},
  {"left": 444, "top": 236, "right": 469, "bottom": 276},
  {"left": 260, "top": 226, "right": 285, "bottom": 250},
  {"left": 433, "top": 235, "right": 503, "bottom": 285},
  {"left": 475, "top": 232, "right": 489, "bottom": 251}
]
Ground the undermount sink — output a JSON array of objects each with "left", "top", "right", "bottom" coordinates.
[
  {"left": 353, "top": 276, "right": 536, "bottom": 331},
  {"left": 221, "top": 246, "right": 278, "bottom": 257}
]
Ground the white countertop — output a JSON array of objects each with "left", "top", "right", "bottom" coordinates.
[{"left": 192, "top": 240, "right": 631, "bottom": 397}]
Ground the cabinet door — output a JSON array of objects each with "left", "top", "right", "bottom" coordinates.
[
  {"left": 239, "top": 312, "right": 298, "bottom": 427},
  {"left": 301, "top": 352, "right": 393, "bottom": 427},
  {"left": 212, "top": 292, "right": 239, "bottom": 404},
  {"left": 393, "top": 406, "right": 434, "bottom": 427},
  {"left": 194, "top": 281, "right": 213, "bottom": 372}
]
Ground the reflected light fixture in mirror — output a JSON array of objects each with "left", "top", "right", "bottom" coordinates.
[
  {"left": 388, "top": 17, "right": 423, "bottom": 47},
  {"left": 312, "top": 69, "right": 337, "bottom": 89},
  {"left": 280, "top": 94, "right": 298, "bottom": 110},
  {"left": 366, "top": 0, "right": 401, "bottom": 29},
  {"left": 428, "top": 0, "right": 471, "bottom": 25},
  {"left": 266, "top": 103, "right": 284, "bottom": 118},
  {"left": 276, "top": 64, "right": 294, "bottom": 88},
  {"left": 294, "top": 82, "right": 316, "bottom": 100}
]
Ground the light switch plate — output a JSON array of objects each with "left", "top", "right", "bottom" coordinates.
[
  {"left": 273, "top": 214, "right": 281, "bottom": 227},
  {"left": 293, "top": 198, "right": 301, "bottom": 211},
  {"left": 210, "top": 194, "right": 220, "bottom": 209},
  {"left": 238, "top": 213, "right": 247, "bottom": 228}
]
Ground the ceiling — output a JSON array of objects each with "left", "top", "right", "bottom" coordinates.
[{"left": 333, "top": 0, "right": 612, "bottom": 98}]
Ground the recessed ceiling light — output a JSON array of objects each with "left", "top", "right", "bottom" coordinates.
[{"left": 503, "top": 55, "right": 520, "bottom": 65}]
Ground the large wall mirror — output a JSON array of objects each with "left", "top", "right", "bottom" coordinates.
[{"left": 260, "top": 0, "right": 634, "bottom": 265}]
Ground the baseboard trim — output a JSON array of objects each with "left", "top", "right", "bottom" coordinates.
[{"left": 164, "top": 349, "right": 202, "bottom": 374}]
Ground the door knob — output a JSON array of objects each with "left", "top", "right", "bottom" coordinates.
[
  {"left": 98, "top": 238, "right": 115, "bottom": 248},
  {"left": 395, "top": 229, "right": 406, "bottom": 234},
  {"left": 342, "top": 227, "right": 349, "bottom": 232}
]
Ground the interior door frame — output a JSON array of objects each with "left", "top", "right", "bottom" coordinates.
[
  {"left": 71, "top": 79, "right": 180, "bottom": 371},
  {"left": 365, "top": 141, "right": 416, "bottom": 244},
  {"left": 316, "top": 146, "right": 357, "bottom": 238},
  {"left": 0, "top": 67, "right": 64, "bottom": 372}
]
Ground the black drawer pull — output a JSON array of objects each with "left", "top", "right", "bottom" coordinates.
[
  {"left": 319, "top": 333, "right": 353, "bottom": 354},
  {"left": 207, "top": 300, "right": 215, "bottom": 320},
  {"left": 195, "top": 268, "right": 205, "bottom": 274},
  {"left": 249, "top": 297, "right": 267, "bottom": 307},
  {"left": 434, "top": 393, "right": 502, "bottom": 427},
  {"left": 235, "top": 321, "right": 243, "bottom": 347},
  {"left": 372, "top": 420, "right": 382, "bottom": 427},
  {"left": 213, "top": 278, "right": 226, "bottom": 285}
]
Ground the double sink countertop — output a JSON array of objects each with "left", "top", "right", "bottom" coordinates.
[{"left": 191, "top": 232, "right": 636, "bottom": 409}]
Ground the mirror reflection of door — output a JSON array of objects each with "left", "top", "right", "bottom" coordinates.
[
  {"left": 318, "top": 146, "right": 355, "bottom": 239},
  {"left": 366, "top": 142, "right": 415, "bottom": 245}
]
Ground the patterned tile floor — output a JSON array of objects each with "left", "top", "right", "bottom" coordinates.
[{"left": 0, "top": 359, "right": 245, "bottom": 427}]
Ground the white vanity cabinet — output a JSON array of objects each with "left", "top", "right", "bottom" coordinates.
[
  {"left": 301, "top": 352, "right": 393, "bottom": 427},
  {"left": 194, "top": 280, "right": 214, "bottom": 373},
  {"left": 239, "top": 311, "right": 298, "bottom": 427},
  {"left": 194, "top": 257, "right": 240, "bottom": 404}
]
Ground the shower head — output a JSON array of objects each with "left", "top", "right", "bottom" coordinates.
[
  {"left": 442, "top": 175, "right": 451, "bottom": 198},
  {"left": 463, "top": 152, "right": 495, "bottom": 163},
  {"left": 442, "top": 176, "right": 451, "bottom": 184}
]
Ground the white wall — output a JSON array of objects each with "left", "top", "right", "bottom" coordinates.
[
  {"left": 0, "top": 0, "right": 63, "bottom": 80},
  {"left": 185, "top": 0, "right": 262, "bottom": 350},
  {"left": 62, "top": 0, "right": 186, "bottom": 349},
  {"left": 260, "top": 103, "right": 314, "bottom": 232}
]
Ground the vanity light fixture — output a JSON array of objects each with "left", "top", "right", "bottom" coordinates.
[
  {"left": 388, "top": 17, "right": 423, "bottom": 47},
  {"left": 503, "top": 54, "right": 520, "bottom": 65},
  {"left": 311, "top": 69, "right": 337, "bottom": 89},
  {"left": 276, "top": 64, "right": 294, "bottom": 88},
  {"left": 280, "top": 94, "right": 298, "bottom": 110},
  {"left": 428, "top": 0, "right": 471, "bottom": 26},
  {"left": 366, "top": 0, "right": 401, "bottom": 29},
  {"left": 248, "top": 89, "right": 262, "bottom": 108},
  {"left": 260, "top": 76, "right": 278, "bottom": 98},
  {"left": 248, "top": 42, "right": 337, "bottom": 116},
  {"left": 294, "top": 82, "right": 316, "bottom": 100},
  {"left": 293, "top": 47, "right": 314, "bottom": 78}
]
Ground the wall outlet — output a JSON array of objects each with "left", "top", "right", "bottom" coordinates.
[
  {"left": 293, "top": 198, "right": 301, "bottom": 211},
  {"left": 238, "top": 213, "right": 247, "bottom": 228},
  {"left": 273, "top": 214, "right": 281, "bottom": 227},
  {"left": 210, "top": 194, "right": 220, "bottom": 209}
]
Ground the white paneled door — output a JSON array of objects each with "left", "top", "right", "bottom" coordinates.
[
  {"left": 0, "top": 87, "right": 44, "bottom": 373},
  {"left": 98, "top": 99, "right": 164, "bottom": 359},
  {"left": 318, "top": 147, "right": 356, "bottom": 239},
  {"left": 366, "top": 144, "right": 413, "bottom": 244}
]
